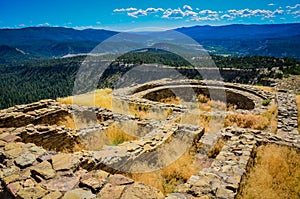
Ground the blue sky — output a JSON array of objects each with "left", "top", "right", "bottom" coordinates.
[{"left": 1, "top": 0, "right": 300, "bottom": 31}]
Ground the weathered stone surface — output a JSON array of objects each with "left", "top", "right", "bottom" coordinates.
[
  {"left": 120, "top": 182, "right": 164, "bottom": 199},
  {"left": 31, "top": 161, "right": 56, "bottom": 180},
  {"left": 0, "top": 140, "right": 6, "bottom": 147},
  {"left": 14, "top": 152, "right": 36, "bottom": 168},
  {"left": 108, "top": 174, "right": 134, "bottom": 186},
  {"left": 23, "top": 179, "right": 35, "bottom": 188},
  {"left": 16, "top": 186, "right": 48, "bottom": 199},
  {"left": 6, "top": 182, "right": 21, "bottom": 197},
  {"left": 4, "top": 142, "right": 22, "bottom": 151},
  {"left": 80, "top": 176, "right": 105, "bottom": 192},
  {"left": 5, "top": 148, "right": 24, "bottom": 158},
  {"left": 43, "top": 175, "right": 79, "bottom": 192},
  {"left": 42, "top": 191, "right": 63, "bottom": 199},
  {"left": 165, "top": 193, "right": 189, "bottom": 199},
  {"left": 1, "top": 166, "right": 20, "bottom": 178},
  {"left": 52, "top": 153, "right": 80, "bottom": 171},
  {"left": 3, "top": 174, "right": 20, "bottom": 185},
  {"left": 215, "top": 187, "right": 235, "bottom": 199},
  {"left": 0, "top": 134, "right": 21, "bottom": 143},
  {"left": 97, "top": 183, "right": 125, "bottom": 199},
  {"left": 29, "top": 146, "right": 46, "bottom": 156},
  {"left": 37, "top": 151, "right": 58, "bottom": 162},
  {"left": 62, "top": 188, "right": 96, "bottom": 199}
]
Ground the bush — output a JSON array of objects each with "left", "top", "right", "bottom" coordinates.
[{"left": 262, "top": 99, "right": 271, "bottom": 106}]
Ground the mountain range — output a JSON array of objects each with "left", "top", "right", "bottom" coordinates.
[{"left": 0, "top": 23, "right": 300, "bottom": 63}]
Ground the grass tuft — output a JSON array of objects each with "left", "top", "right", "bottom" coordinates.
[
  {"left": 128, "top": 151, "right": 199, "bottom": 195},
  {"left": 224, "top": 113, "right": 269, "bottom": 130},
  {"left": 104, "top": 123, "right": 137, "bottom": 145},
  {"left": 57, "top": 88, "right": 113, "bottom": 109},
  {"left": 237, "top": 144, "right": 300, "bottom": 199}
]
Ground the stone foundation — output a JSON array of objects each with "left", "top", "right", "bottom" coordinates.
[{"left": 0, "top": 79, "right": 298, "bottom": 198}]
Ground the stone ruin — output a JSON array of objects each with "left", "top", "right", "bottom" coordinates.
[{"left": 0, "top": 79, "right": 299, "bottom": 199}]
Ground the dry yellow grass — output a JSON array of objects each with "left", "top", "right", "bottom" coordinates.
[
  {"left": 128, "top": 103, "right": 150, "bottom": 119},
  {"left": 262, "top": 104, "right": 278, "bottom": 134},
  {"left": 128, "top": 151, "right": 199, "bottom": 194},
  {"left": 237, "top": 144, "right": 300, "bottom": 199},
  {"left": 104, "top": 123, "right": 137, "bottom": 145},
  {"left": 224, "top": 113, "right": 269, "bottom": 130},
  {"left": 197, "top": 94, "right": 210, "bottom": 103},
  {"left": 57, "top": 88, "right": 113, "bottom": 110},
  {"left": 296, "top": 95, "right": 300, "bottom": 133},
  {"left": 254, "top": 85, "right": 277, "bottom": 93},
  {"left": 159, "top": 97, "right": 182, "bottom": 105},
  {"left": 180, "top": 112, "right": 211, "bottom": 132},
  {"left": 56, "top": 115, "right": 76, "bottom": 129},
  {"left": 224, "top": 105, "right": 277, "bottom": 131},
  {"left": 207, "top": 138, "right": 225, "bottom": 158}
]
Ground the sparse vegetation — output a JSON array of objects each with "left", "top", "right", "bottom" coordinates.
[
  {"left": 237, "top": 144, "right": 300, "bottom": 199},
  {"left": 159, "top": 97, "right": 182, "bottom": 105},
  {"left": 56, "top": 115, "right": 76, "bottom": 129},
  {"left": 207, "top": 138, "right": 225, "bottom": 158},
  {"left": 197, "top": 94, "right": 210, "bottom": 103},
  {"left": 57, "top": 88, "right": 113, "bottom": 109},
  {"left": 224, "top": 113, "right": 269, "bottom": 130},
  {"left": 254, "top": 85, "right": 277, "bottom": 93},
  {"left": 128, "top": 151, "right": 200, "bottom": 194},
  {"left": 128, "top": 103, "right": 150, "bottom": 119},
  {"left": 104, "top": 123, "right": 137, "bottom": 145},
  {"left": 262, "top": 99, "right": 271, "bottom": 106},
  {"left": 224, "top": 105, "right": 277, "bottom": 131},
  {"left": 262, "top": 105, "right": 278, "bottom": 134}
]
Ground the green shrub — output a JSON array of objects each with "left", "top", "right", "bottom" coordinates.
[{"left": 262, "top": 99, "right": 271, "bottom": 106}]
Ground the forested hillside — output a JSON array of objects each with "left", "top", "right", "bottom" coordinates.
[{"left": 0, "top": 52, "right": 299, "bottom": 109}]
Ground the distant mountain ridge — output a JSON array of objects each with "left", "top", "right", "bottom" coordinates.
[
  {"left": 175, "top": 23, "right": 300, "bottom": 58},
  {"left": 0, "top": 27, "right": 118, "bottom": 58},
  {"left": 0, "top": 23, "right": 300, "bottom": 63},
  {"left": 175, "top": 23, "right": 300, "bottom": 39}
]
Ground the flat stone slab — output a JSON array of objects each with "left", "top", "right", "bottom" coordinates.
[
  {"left": 31, "top": 160, "right": 56, "bottom": 180},
  {"left": 14, "top": 152, "right": 36, "bottom": 168},
  {"left": 51, "top": 153, "right": 80, "bottom": 171}
]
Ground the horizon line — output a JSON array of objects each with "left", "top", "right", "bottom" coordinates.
[{"left": 1, "top": 22, "right": 300, "bottom": 32}]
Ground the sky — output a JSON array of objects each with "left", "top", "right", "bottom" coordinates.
[{"left": 1, "top": 0, "right": 300, "bottom": 31}]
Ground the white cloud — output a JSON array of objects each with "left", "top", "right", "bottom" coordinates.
[
  {"left": 292, "top": 10, "right": 300, "bottom": 18},
  {"left": 115, "top": 7, "right": 164, "bottom": 18},
  {"left": 185, "top": 10, "right": 198, "bottom": 17},
  {"left": 183, "top": 5, "right": 193, "bottom": 11},
  {"left": 191, "top": 16, "right": 219, "bottom": 21},
  {"left": 128, "top": 9, "right": 147, "bottom": 18},
  {"left": 286, "top": 4, "right": 300, "bottom": 9},
  {"left": 37, "top": 22, "right": 50, "bottom": 27},
  {"left": 73, "top": 25, "right": 103, "bottom": 30},
  {"left": 145, "top": 8, "right": 164, "bottom": 13},
  {"left": 96, "top": 21, "right": 101, "bottom": 25},
  {"left": 220, "top": 14, "right": 234, "bottom": 20},
  {"left": 113, "top": 7, "right": 137, "bottom": 13},
  {"left": 18, "top": 24, "right": 26, "bottom": 27},
  {"left": 112, "top": 5, "right": 296, "bottom": 22},
  {"left": 199, "top": 10, "right": 218, "bottom": 15},
  {"left": 227, "top": 8, "right": 283, "bottom": 19},
  {"left": 162, "top": 8, "right": 185, "bottom": 19},
  {"left": 113, "top": 8, "right": 125, "bottom": 12}
]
